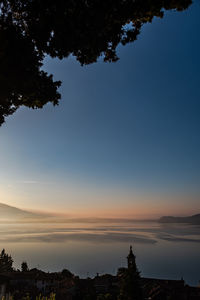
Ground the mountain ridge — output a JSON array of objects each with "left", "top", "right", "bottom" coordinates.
[
  {"left": 0, "top": 202, "right": 41, "bottom": 219},
  {"left": 159, "top": 214, "right": 200, "bottom": 224}
]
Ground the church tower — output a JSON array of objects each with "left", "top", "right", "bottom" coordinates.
[{"left": 127, "top": 245, "right": 136, "bottom": 269}]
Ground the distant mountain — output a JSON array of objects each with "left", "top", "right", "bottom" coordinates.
[
  {"left": 159, "top": 214, "right": 200, "bottom": 225},
  {"left": 0, "top": 202, "right": 39, "bottom": 220}
]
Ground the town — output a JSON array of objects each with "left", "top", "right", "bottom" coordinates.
[{"left": 0, "top": 247, "right": 200, "bottom": 300}]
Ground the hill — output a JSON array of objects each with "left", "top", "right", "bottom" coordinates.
[
  {"left": 0, "top": 202, "right": 38, "bottom": 220},
  {"left": 159, "top": 214, "right": 200, "bottom": 224}
]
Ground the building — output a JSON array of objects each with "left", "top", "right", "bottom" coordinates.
[{"left": 0, "top": 247, "right": 200, "bottom": 299}]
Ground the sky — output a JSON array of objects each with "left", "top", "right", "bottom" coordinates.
[{"left": 0, "top": 2, "right": 200, "bottom": 218}]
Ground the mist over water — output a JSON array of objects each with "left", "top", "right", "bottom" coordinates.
[{"left": 0, "top": 220, "right": 199, "bottom": 286}]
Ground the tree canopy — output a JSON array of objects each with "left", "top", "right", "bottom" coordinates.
[
  {"left": 117, "top": 262, "right": 143, "bottom": 300},
  {"left": 61, "top": 268, "right": 74, "bottom": 278},
  {"left": 0, "top": 249, "right": 14, "bottom": 272},
  {"left": 0, "top": 0, "right": 192, "bottom": 125},
  {"left": 21, "top": 261, "right": 29, "bottom": 272}
]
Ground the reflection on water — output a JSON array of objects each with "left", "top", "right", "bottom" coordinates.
[{"left": 0, "top": 221, "right": 200, "bottom": 285}]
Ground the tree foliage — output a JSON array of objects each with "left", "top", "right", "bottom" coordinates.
[
  {"left": 21, "top": 261, "right": 29, "bottom": 272},
  {"left": 61, "top": 268, "right": 74, "bottom": 278},
  {"left": 0, "top": 0, "right": 192, "bottom": 125},
  {"left": 0, "top": 249, "right": 14, "bottom": 272}
]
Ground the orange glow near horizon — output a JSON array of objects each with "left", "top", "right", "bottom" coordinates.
[
  {"left": 0, "top": 182, "right": 199, "bottom": 220},
  {"left": 4, "top": 198, "right": 199, "bottom": 220}
]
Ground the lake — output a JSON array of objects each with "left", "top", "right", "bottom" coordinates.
[{"left": 0, "top": 220, "right": 200, "bottom": 286}]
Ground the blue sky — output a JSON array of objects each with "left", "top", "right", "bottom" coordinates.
[{"left": 0, "top": 2, "right": 200, "bottom": 217}]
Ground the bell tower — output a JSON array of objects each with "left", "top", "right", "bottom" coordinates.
[{"left": 127, "top": 245, "right": 136, "bottom": 269}]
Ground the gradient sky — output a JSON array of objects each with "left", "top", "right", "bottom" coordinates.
[{"left": 0, "top": 2, "right": 200, "bottom": 217}]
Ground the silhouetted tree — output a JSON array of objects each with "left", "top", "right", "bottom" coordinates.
[
  {"left": 21, "top": 261, "right": 29, "bottom": 272},
  {"left": 0, "top": 249, "right": 14, "bottom": 272},
  {"left": 61, "top": 268, "right": 74, "bottom": 278},
  {"left": 118, "top": 268, "right": 144, "bottom": 300},
  {"left": 118, "top": 267, "right": 144, "bottom": 300},
  {"left": 0, "top": 0, "right": 192, "bottom": 125}
]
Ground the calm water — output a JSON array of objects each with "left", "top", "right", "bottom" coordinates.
[{"left": 0, "top": 221, "right": 200, "bottom": 286}]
